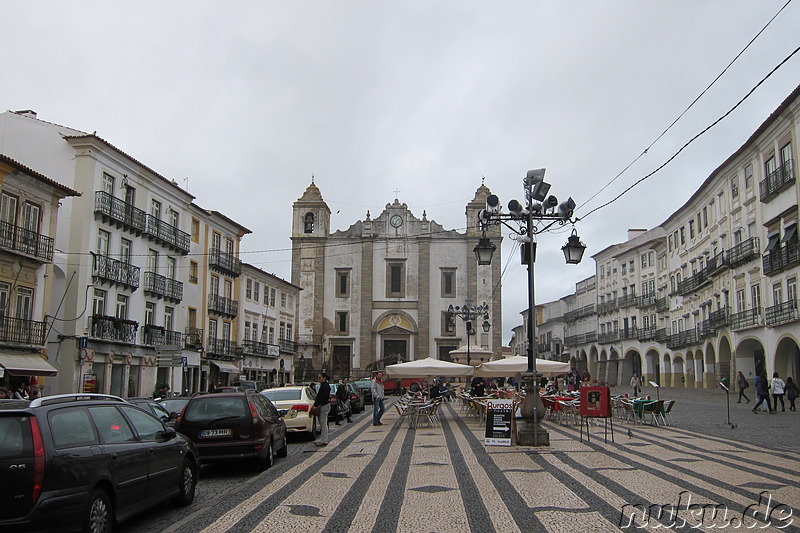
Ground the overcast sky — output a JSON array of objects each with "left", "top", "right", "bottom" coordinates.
[{"left": 3, "top": 1, "right": 799, "bottom": 345}]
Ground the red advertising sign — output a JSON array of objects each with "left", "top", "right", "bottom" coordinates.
[{"left": 579, "top": 386, "right": 611, "bottom": 418}]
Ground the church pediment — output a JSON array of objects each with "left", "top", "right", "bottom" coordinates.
[{"left": 376, "top": 313, "right": 415, "bottom": 333}]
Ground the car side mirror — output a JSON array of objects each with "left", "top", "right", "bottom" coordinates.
[{"left": 163, "top": 426, "right": 177, "bottom": 440}]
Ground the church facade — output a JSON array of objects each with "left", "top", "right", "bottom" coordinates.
[{"left": 291, "top": 181, "right": 503, "bottom": 380}]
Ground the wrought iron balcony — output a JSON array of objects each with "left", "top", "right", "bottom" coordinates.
[
  {"left": 208, "top": 294, "right": 238, "bottom": 317},
  {"left": 709, "top": 307, "right": 730, "bottom": 329},
  {"left": 279, "top": 339, "right": 298, "bottom": 353},
  {"left": 759, "top": 159, "right": 795, "bottom": 202},
  {"left": 655, "top": 297, "right": 669, "bottom": 313},
  {"left": 765, "top": 300, "right": 799, "bottom": 327},
  {"left": 637, "top": 327, "right": 658, "bottom": 342},
  {"left": 617, "top": 294, "right": 638, "bottom": 309},
  {"left": 620, "top": 326, "right": 638, "bottom": 340},
  {"left": 726, "top": 237, "right": 760, "bottom": 269},
  {"left": 0, "top": 221, "right": 54, "bottom": 262},
  {"left": 763, "top": 239, "right": 799, "bottom": 276},
  {"left": 564, "top": 331, "right": 597, "bottom": 346},
  {"left": 144, "top": 214, "right": 190, "bottom": 254},
  {"left": 597, "top": 330, "right": 621, "bottom": 344},
  {"left": 730, "top": 308, "right": 762, "bottom": 331},
  {"left": 564, "top": 304, "right": 595, "bottom": 322},
  {"left": 636, "top": 294, "right": 657, "bottom": 309},
  {"left": 241, "top": 339, "right": 280, "bottom": 358},
  {"left": 184, "top": 327, "right": 203, "bottom": 351},
  {"left": 93, "top": 254, "right": 140, "bottom": 289},
  {"left": 675, "top": 270, "right": 711, "bottom": 296},
  {"left": 666, "top": 329, "right": 697, "bottom": 350},
  {"left": 537, "top": 341, "right": 552, "bottom": 353},
  {"left": 143, "top": 271, "right": 183, "bottom": 302},
  {"left": 90, "top": 314, "right": 138, "bottom": 343},
  {"left": 206, "top": 337, "right": 238, "bottom": 359},
  {"left": 0, "top": 316, "right": 47, "bottom": 346},
  {"left": 209, "top": 248, "right": 242, "bottom": 277},
  {"left": 94, "top": 191, "right": 146, "bottom": 233},
  {"left": 142, "top": 324, "right": 182, "bottom": 346}
]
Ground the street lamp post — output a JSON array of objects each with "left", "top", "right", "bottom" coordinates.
[
  {"left": 474, "top": 168, "right": 586, "bottom": 446},
  {"left": 447, "top": 303, "right": 490, "bottom": 366}
]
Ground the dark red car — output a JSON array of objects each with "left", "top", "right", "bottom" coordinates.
[{"left": 174, "top": 390, "right": 287, "bottom": 469}]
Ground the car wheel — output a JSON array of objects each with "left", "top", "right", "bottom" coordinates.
[
  {"left": 261, "top": 439, "right": 274, "bottom": 470},
  {"left": 171, "top": 459, "right": 197, "bottom": 507},
  {"left": 276, "top": 437, "right": 288, "bottom": 458},
  {"left": 83, "top": 488, "right": 113, "bottom": 533}
]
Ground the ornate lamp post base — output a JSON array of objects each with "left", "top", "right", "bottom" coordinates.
[{"left": 516, "top": 372, "right": 550, "bottom": 446}]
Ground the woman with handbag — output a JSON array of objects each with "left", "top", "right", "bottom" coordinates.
[{"left": 313, "top": 373, "right": 331, "bottom": 446}]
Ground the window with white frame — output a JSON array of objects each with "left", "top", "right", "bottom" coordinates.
[
  {"left": 116, "top": 294, "right": 128, "bottom": 320},
  {"left": 93, "top": 289, "right": 106, "bottom": 316},
  {"left": 254, "top": 282, "right": 260, "bottom": 303}
]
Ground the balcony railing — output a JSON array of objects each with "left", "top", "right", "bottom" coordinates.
[
  {"left": 636, "top": 294, "right": 657, "bottom": 309},
  {"left": 666, "top": 329, "right": 697, "bottom": 350},
  {"left": 730, "top": 308, "right": 762, "bottom": 331},
  {"left": 206, "top": 337, "right": 238, "bottom": 359},
  {"left": 279, "top": 339, "right": 298, "bottom": 353},
  {"left": 90, "top": 314, "right": 139, "bottom": 343},
  {"left": 597, "top": 298, "right": 616, "bottom": 315},
  {"left": 184, "top": 327, "right": 203, "bottom": 351},
  {"left": 209, "top": 248, "right": 242, "bottom": 277},
  {"left": 94, "top": 191, "right": 146, "bottom": 233},
  {"left": 564, "top": 304, "right": 595, "bottom": 322},
  {"left": 0, "top": 315, "right": 47, "bottom": 346},
  {"left": 655, "top": 297, "right": 669, "bottom": 313},
  {"left": 142, "top": 324, "right": 182, "bottom": 346},
  {"left": 93, "top": 254, "right": 140, "bottom": 289},
  {"left": 144, "top": 214, "right": 190, "bottom": 254},
  {"left": 617, "top": 294, "right": 638, "bottom": 309},
  {"left": 759, "top": 159, "right": 795, "bottom": 202},
  {"left": 763, "top": 239, "right": 799, "bottom": 276},
  {"left": 675, "top": 270, "right": 710, "bottom": 296},
  {"left": 727, "top": 237, "right": 760, "bottom": 268},
  {"left": 709, "top": 307, "right": 730, "bottom": 329},
  {"left": 564, "top": 331, "right": 597, "bottom": 346},
  {"left": 143, "top": 272, "right": 183, "bottom": 302},
  {"left": 597, "top": 330, "right": 621, "bottom": 344},
  {"left": 241, "top": 339, "right": 280, "bottom": 358},
  {"left": 0, "top": 221, "right": 54, "bottom": 262},
  {"left": 208, "top": 294, "right": 238, "bottom": 317},
  {"left": 765, "top": 300, "right": 799, "bottom": 327},
  {"left": 637, "top": 327, "right": 658, "bottom": 342}
]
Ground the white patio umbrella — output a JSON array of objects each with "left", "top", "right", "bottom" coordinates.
[
  {"left": 385, "top": 356, "right": 474, "bottom": 378},
  {"left": 474, "top": 356, "right": 571, "bottom": 377}
]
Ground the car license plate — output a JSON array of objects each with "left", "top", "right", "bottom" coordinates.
[{"left": 199, "top": 428, "right": 232, "bottom": 437}]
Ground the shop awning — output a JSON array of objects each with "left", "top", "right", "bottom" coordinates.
[
  {"left": 211, "top": 360, "right": 240, "bottom": 374},
  {"left": 0, "top": 352, "right": 58, "bottom": 376}
]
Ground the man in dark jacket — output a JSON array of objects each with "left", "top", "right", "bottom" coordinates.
[{"left": 314, "top": 373, "right": 332, "bottom": 446}]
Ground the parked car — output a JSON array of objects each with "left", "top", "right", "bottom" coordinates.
[
  {"left": 233, "top": 380, "right": 266, "bottom": 391},
  {"left": 354, "top": 380, "right": 374, "bottom": 404},
  {"left": 127, "top": 397, "right": 177, "bottom": 426},
  {"left": 346, "top": 383, "right": 365, "bottom": 413},
  {"left": 0, "top": 393, "right": 199, "bottom": 533},
  {"left": 174, "top": 390, "right": 287, "bottom": 469},
  {"left": 157, "top": 396, "right": 193, "bottom": 418},
  {"left": 260, "top": 386, "right": 318, "bottom": 436}
]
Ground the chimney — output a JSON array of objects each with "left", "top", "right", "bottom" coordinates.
[{"left": 627, "top": 228, "right": 647, "bottom": 241}]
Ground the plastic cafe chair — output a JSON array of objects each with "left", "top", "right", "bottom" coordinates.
[
  {"left": 642, "top": 399, "right": 665, "bottom": 426},
  {"left": 662, "top": 400, "right": 675, "bottom": 426},
  {"left": 621, "top": 401, "right": 640, "bottom": 424}
]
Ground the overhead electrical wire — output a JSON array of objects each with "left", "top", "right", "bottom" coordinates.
[
  {"left": 578, "top": 43, "right": 800, "bottom": 221},
  {"left": 579, "top": 0, "right": 795, "bottom": 213}
]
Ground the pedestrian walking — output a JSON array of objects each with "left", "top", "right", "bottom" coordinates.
[
  {"left": 736, "top": 371, "right": 750, "bottom": 403},
  {"left": 771, "top": 372, "right": 786, "bottom": 412},
  {"left": 314, "top": 373, "right": 331, "bottom": 446},
  {"left": 752, "top": 370, "right": 774, "bottom": 414},
  {"left": 630, "top": 373, "right": 641, "bottom": 397},
  {"left": 371, "top": 371, "right": 386, "bottom": 426},
  {"left": 785, "top": 377, "right": 798, "bottom": 412},
  {"left": 336, "top": 378, "right": 353, "bottom": 423}
]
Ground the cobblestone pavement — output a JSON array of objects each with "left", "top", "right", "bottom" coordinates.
[{"left": 126, "top": 387, "right": 799, "bottom": 533}]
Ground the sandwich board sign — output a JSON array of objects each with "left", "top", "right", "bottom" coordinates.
[{"left": 485, "top": 398, "right": 514, "bottom": 446}]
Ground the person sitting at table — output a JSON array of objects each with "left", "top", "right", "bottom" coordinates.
[
  {"left": 409, "top": 382, "right": 421, "bottom": 394},
  {"left": 470, "top": 376, "right": 485, "bottom": 396}
]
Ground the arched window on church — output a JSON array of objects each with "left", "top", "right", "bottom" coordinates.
[{"left": 304, "top": 212, "right": 315, "bottom": 233}]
